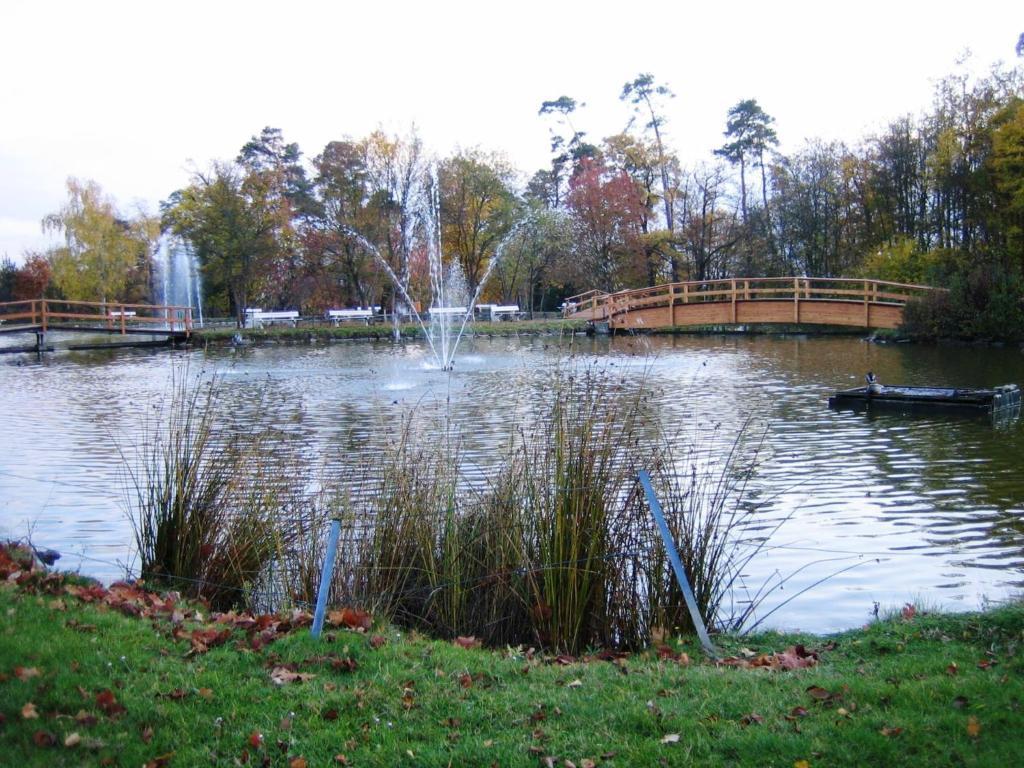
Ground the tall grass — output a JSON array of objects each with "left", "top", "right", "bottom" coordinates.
[
  {"left": 121, "top": 360, "right": 774, "bottom": 651},
  {"left": 122, "top": 370, "right": 285, "bottom": 611},
  {"left": 319, "top": 366, "right": 772, "bottom": 653}
]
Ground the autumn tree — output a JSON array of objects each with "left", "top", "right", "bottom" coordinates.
[
  {"left": 565, "top": 157, "right": 646, "bottom": 291},
  {"left": 438, "top": 149, "right": 519, "bottom": 296},
  {"left": 163, "top": 163, "right": 283, "bottom": 326},
  {"left": 42, "top": 178, "right": 151, "bottom": 303},
  {"left": 621, "top": 74, "right": 677, "bottom": 234},
  {"left": 490, "top": 206, "right": 572, "bottom": 311},
  {"left": 303, "top": 139, "right": 382, "bottom": 310}
]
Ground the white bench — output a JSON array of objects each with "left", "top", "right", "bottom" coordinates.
[
  {"left": 246, "top": 309, "right": 299, "bottom": 328},
  {"left": 490, "top": 305, "right": 522, "bottom": 321},
  {"left": 327, "top": 308, "right": 375, "bottom": 325},
  {"left": 428, "top": 306, "right": 468, "bottom": 317}
]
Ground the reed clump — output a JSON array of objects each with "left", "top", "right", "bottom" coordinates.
[
  {"left": 324, "top": 367, "right": 770, "bottom": 653},
  {"left": 123, "top": 371, "right": 286, "bottom": 611}
]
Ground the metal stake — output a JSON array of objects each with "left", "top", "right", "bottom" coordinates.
[
  {"left": 311, "top": 519, "right": 342, "bottom": 638},
  {"left": 638, "top": 470, "right": 718, "bottom": 658}
]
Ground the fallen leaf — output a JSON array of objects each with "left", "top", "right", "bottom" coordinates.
[
  {"left": 141, "top": 725, "right": 154, "bottom": 744},
  {"left": 21, "top": 701, "right": 39, "bottom": 719},
  {"left": 806, "top": 686, "right": 832, "bottom": 701},
  {"left": 198, "top": 688, "right": 214, "bottom": 700},
  {"left": 901, "top": 603, "right": 916, "bottom": 620},
  {"left": 327, "top": 608, "right": 372, "bottom": 631},
  {"left": 880, "top": 726, "right": 903, "bottom": 737},
  {"left": 269, "top": 667, "right": 316, "bottom": 686},
  {"left": 967, "top": 716, "right": 981, "bottom": 738},
  {"left": 946, "top": 662, "right": 958, "bottom": 676},
  {"left": 453, "top": 636, "right": 481, "bottom": 649},
  {"left": 248, "top": 731, "right": 264, "bottom": 748},
  {"left": 143, "top": 752, "right": 174, "bottom": 768},
  {"left": 74, "top": 710, "right": 98, "bottom": 726},
  {"left": 794, "top": 761, "right": 811, "bottom": 768},
  {"left": 64, "top": 731, "right": 81, "bottom": 747},
  {"left": 289, "top": 758, "right": 308, "bottom": 768},
  {"left": 322, "top": 708, "right": 339, "bottom": 721},
  {"left": 567, "top": 679, "right": 583, "bottom": 688},
  {"left": 369, "top": 635, "right": 387, "bottom": 649},
  {"left": 334, "top": 756, "right": 349, "bottom": 765},
  {"left": 33, "top": 730, "right": 57, "bottom": 747},
  {"left": 95, "top": 689, "right": 126, "bottom": 716},
  {"left": 459, "top": 673, "right": 473, "bottom": 689},
  {"left": 952, "top": 696, "right": 969, "bottom": 710},
  {"left": 660, "top": 733, "right": 680, "bottom": 744},
  {"left": 740, "top": 712, "right": 765, "bottom": 725},
  {"left": 14, "top": 666, "right": 41, "bottom": 681}
]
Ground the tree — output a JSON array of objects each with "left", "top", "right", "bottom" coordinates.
[
  {"left": 14, "top": 253, "right": 54, "bottom": 299},
  {"left": 362, "top": 130, "right": 430, "bottom": 314},
  {"left": 489, "top": 206, "right": 572, "bottom": 312},
  {"left": 674, "top": 163, "right": 740, "bottom": 281},
  {"left": 438, "top": 149, "right": 519, "bottom": 296},
  {"left": 565, "top": 158, "right": 646, "bottom": 291},
  {"left": 538, "top": 96, "right": 597, "bottom": 207},
  {"left": 714, "top": 99, "right": 780, "bottom": 263},
  {"left": 42, "top": 178, "right": 149, "bottom": 303},
  {"left": 621, "top": 73, "right": 677, "bottom": 242},
  {"left": 163, "top": 163, "right": 282, "bottom": 326}
]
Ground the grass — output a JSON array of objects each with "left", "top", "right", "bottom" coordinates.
[{"left": 1, "top": 563, "right": 1022, "bottom": 767}]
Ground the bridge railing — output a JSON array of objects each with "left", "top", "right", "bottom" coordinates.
[
  {"left": 0, "top": 299, "right": 193, "bottom": 335},
  {"left": 563, "top": 277, "right": 941, "bottom": 319}
]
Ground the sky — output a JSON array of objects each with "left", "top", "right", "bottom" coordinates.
[{"left": 0, "top": 0, "right": 1020, "bottom": 262}]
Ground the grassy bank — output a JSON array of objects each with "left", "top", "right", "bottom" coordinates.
[
  {"left": 192, "top": 319, "right": 587, "bottom": 345},
  {"left": 1, "top": 558, "right": 1021, "bottom": 767}
]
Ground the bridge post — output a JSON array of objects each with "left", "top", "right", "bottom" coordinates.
[
  {"left": 730, "top": 279, "right": 737, "bottom": 323},
  {"left": 863, "top": 280, "right": 870, "bottom": 326},
  {"left": 793, "top": 277, "right": 800, "bottom": 323},
  {"left": 669, "top": 285, "right": 676, "bottom": 327}
]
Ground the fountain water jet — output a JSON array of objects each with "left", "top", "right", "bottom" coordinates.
[
  {"left": 344, "top": 166, "right": 529, "bottom": 371},
  {"left": 153, "top": 236, "right": 203, "bottom": 328}
]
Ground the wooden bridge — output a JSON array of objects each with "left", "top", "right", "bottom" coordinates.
[
  {"left": 0, "top": 299, "right": 192, "bottom": 352},
  {"left": 561, "top": 277, "right": 939, "bottom": 331}
]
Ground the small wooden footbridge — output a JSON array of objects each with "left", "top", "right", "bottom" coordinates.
[
  {"left": 0, "top": 299, "right": 193, "bottom": 353},
  {"left": 562, "top": 277, "right": 938, "bottom": 331}
]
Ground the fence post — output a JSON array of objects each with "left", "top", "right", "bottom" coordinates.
[
  {"left": 311, "top": 519, "right": 342, "bottom": 639},
  {"left": 638, "top": 470, "right": 718, "bottom": 658}
]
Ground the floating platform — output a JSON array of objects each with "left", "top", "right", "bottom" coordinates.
[{"left": 828, "top": 383, "right": 1021, "bottom": 414}]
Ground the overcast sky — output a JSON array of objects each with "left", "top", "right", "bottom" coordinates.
[{"left": 0, "top": 0, "right": 1020, "bottom": 262}]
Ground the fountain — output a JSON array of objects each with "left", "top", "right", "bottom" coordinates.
[
  {"left": 345, "top": 167, "right": 515, "bottom": 372},
  {"left": 153, "top": 236, "right": 204, "bottom": 329}
]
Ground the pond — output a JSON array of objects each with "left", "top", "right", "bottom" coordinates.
[{"left": 1, "top": 332, "right": 1022, "bottom": 634}]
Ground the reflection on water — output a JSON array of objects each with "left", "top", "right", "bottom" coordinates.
[{"left": 1, "top": 334, "right": 1022, "bottom": 633}]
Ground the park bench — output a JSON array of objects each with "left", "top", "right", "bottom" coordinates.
[
  {"left": 327, "top": 308, "right": 375, "bottom": 325},
  {"left": 490, "top": 305, "right": 522, "bottom": 321},
  {"left": 245, "top": 309, "right": 299, "bottom": 328}
]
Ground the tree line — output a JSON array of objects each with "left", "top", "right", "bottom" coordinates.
[{"left": 2, "top": 61, "right": 1022, "bottom": 334}]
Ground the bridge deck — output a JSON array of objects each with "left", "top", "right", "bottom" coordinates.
[
  {"left": 0, "top": 299, "right": 193, "bottom": 336},
  {"left": 563, "top": 277, "right": 939, "bottom": 331}
]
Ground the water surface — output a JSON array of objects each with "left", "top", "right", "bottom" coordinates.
[{"left": 1, "top": 332, "right": 1022, "bottom": 633}]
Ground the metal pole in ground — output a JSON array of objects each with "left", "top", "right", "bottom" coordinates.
[
  {"left": 638, "top": 470, "right": 718, "bottom": 658},
  {"left": 311, "top": 518, "right": 342, "bottom": 638}
]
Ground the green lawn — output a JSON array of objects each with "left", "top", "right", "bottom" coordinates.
[{"left": 1, "top": 569, "right": 1021, "bottom": 767}]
